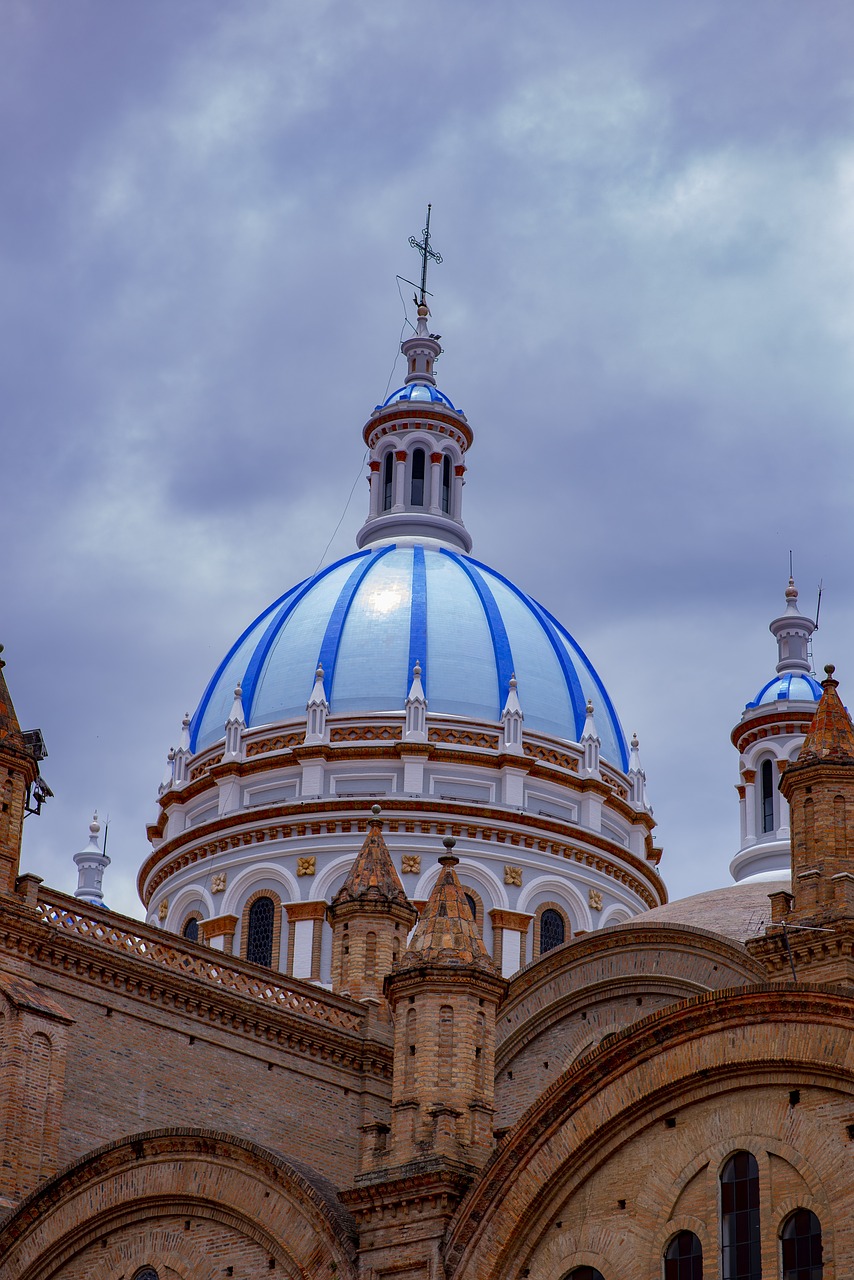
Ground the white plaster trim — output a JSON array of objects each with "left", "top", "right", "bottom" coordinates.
[
  {"left": 221, "top": 862, "right": 299, "bottom": 916},
  {"left": 414, "top": 857, "right": 509, "bottom": 910}
]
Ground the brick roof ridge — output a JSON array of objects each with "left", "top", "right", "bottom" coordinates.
[
  {"left": 331, "top": 806, "right": 410, "bottom": 907},
  {"left": 397, "top": 842, "right": 497, "bottom": 972},
  {"left": 797, "top": 664, "right": 854, "bottom": 763}
]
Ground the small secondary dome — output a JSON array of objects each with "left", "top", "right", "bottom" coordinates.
[
  {"left": 190, "top": 542, "right": 628, "bottom": 769},
  {"left": 747, "top": 672, "right": 823, "bottom": 708},
  {"left": 379, "top": 383, "right": 461, "bottom": 411}
]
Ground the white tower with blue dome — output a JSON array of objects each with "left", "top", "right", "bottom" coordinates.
[
  {"left": 143, "top": 279, "right": 664, "bottom": 982},
  {"left": 730, "top": 577, "right": 820, "bottom": 883}
]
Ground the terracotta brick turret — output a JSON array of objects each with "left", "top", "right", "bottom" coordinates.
[
  {"left": 327, "top": 804, "right": 417, "bottom": 1003},
  {"left": 382, "top": 838, "right": 506, "bottom": 1171},
  {"left": 780, "top": 664, "right": 854, "bottom": 927},
  {"left": 0, "top": 649, "right": 37, "bottom": 898}
]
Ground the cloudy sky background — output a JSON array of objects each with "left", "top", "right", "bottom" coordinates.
[{"left": 4, "top": 1, "right": 854, "bottom": 917}]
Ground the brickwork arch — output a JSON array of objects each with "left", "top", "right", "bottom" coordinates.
[
  {"left": 446, "top": 987, "right": 854, "bottom": 1280},
  {"left": 0, "top": 1128, "right": 357, "bottom": 1280}
]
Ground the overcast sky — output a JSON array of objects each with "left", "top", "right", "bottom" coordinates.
[{"left": 4, "top": 2, "right": 854, "bottom": 918}]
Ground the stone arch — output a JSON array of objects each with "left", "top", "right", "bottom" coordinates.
[
  {"left": 414, "top": 858, "right": 508, "bottom": 911},
  {"left": 221, "top": 861, "right": 298, "bottom": 918},
  {"left": 313, "top": 851, "right": 361, "bottom": 901},
  {"left": 166, "top": 883, "right": 214, "bottom": 935},
  {"left": 446, "top": 987, "right": 854, "bottom": 1280},
  {"left": 532, "top": 901, "right": 570, "bottom": 957},
  {"left": 0, "top": 1128, "right": 357, "bottom": 1280},
  {"left": 517, "top": 875, "right": 592, "bottom": 932}
]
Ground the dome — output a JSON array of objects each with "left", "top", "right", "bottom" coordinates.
[
  {"left": 746, "top": 671, "right": 823, "bottom": 708},
  {"left": 379, "top": 383, "right": 461, "bottom": 411},
  {"left": 190, "top": 541, "right": 628, "bottom": 769}
]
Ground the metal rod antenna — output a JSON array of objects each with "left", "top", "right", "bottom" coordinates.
[
  {"left": 789, "top": 549, "right": 793, "bottom": 579},
  {"left": 815, "top": 579, "right": 823, "bottom": 631},
  {"left": 421, "top": 204, "right": 431, "bottom": 303}
]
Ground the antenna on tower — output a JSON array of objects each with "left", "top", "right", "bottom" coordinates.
[
  {"left": 808, "top": 578, "right": 823, "bottom": 675},
  {"left": 409, "top": 204, "right": 443, "bottom": 306},
  {"left": 789, "top": 549, "right": 793, "bottom": 580}
]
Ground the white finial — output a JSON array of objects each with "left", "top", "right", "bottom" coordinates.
[
  {"left": 172, "top": 712, "right": 193, "bottom": 787},
  {"left": 179, "top": 712, "right": 191, "bottom": 751},
  {"left": 304, "top": 664, "right": 329, "bottom": 745},
  {"left": 580, "top": 700, "right": 601, "bottom": 777},
  {"left": 73, "top": 809, "right": 111, "bottom": 907},
  {"left": 405, "top": 660, "right": 428, "bottom": 742},
  {"left": 501, "top": 673, "right": 524, "bottom": 754},
  {"left": 628, "top": 732, "right": 649, "bottom": 810},
  {"left": 223, "top": 683, "right": 246, "bottom": 762}
]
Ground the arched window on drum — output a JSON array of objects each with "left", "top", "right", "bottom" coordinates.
[
  {"left": 182, "top": 916, "right": 200, "bottom": 944},
  {"left": 246, "top": 895, "right": 276, "bottom": 968},
  {"left": 781, "top": 1209, "right": 823, "bottom": 1280},
  {"left": 664, "top": 1230, "right": 703, "bottom": 1280}
]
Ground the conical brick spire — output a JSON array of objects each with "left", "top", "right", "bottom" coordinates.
[
  {"left": 0, "top": 647, "right": 26, "bottom": 756},
  {"left": 397, "top": 837, "right": 496, "bottom": 972},
  {"left": 332, "top": 805, "right": 411, "bottom": 908},
  {"left": 798, "top": 665, "right": 854, "bottom": 763}
]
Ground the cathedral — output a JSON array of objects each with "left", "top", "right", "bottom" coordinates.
[{"left": 0, "top": 261, "right": 850, "bottom": 1280}]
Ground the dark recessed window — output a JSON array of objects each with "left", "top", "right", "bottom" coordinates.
[
  {"left": 383, "top": 452, "right": 394, "bottom": 511},
  {"left": 464, "top": 893, "right": 478, "bottom": 923},
  {"left": 134, "top": 1270, "right": 159, "bottom": 1280},
  {"left": 182, "top": 917, "right": 199, "bottom": 943},
  {"left": 442, "top": 454, "right": 451, "bottom": 513},
  {"left": 246, "top": 896, "right": 275, "bottom": 967},
  {"left": 781, "top": 1208, "right": 823, "bottom": 1280},
  {"left": 565, "top": 1269, "right": 606, "bottom": 1280},
  {"left": 540, "top": 908, "right": 566, "bottom": 954},
  {"left": 664, "top": 1230, "right": 703, "bottom": 1280},
  {"left": 411, "top": 448, "right": 425, "bottom": 506},
  {"left": 721, "top": 1151, "right": 761, "bottom": 1280},
  {"left": 761, "top": 759, "right": 775, "bottom": 833}
]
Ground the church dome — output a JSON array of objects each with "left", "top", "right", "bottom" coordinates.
[
  {"left": 190, "top": 541, "right": 628, "bottom": 769},
  {"left": 747, "top": 671, "right": 823, "bottom": 708},
  {"left": 380, "top": 383, "right": 460, "bottom": 410}
]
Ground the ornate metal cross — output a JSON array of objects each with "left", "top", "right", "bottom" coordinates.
[{"left": 409, "top": 204, "right": 443, "bottom": 305}]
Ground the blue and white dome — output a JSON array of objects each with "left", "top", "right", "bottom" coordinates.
[
  {"left": 380, "top": 383, "right": 461, "bottom": 411},
  {"left": 746, "top": 672, "right": 823, "bottom": 708},
  {"left": 190, "top": 542, "right": 628, "bottom": 769}
]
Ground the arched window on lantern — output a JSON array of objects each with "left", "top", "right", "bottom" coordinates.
[
  {"left": 664, "top": 1230, "right": 703, "bottom": 1280},
  {"left": 442, "top": 454, "right": 452, "bottom": 513},
  {"left": 781, "top": 1208, "right": 823, "bottom": 1280},
  {"left": 182, "top": 916, "right": 200, "bottom": 944},
  {"left": 410, "top": 447, "right": 425, "bottom": 506},
  {"left": 761, "top": 758, "right": 775, "bottom": 834},
  {"left": 382, "top": 451, "right": 394, "bottom": 511},
  {"left": 246, "top": 895, "right": 275, "bottom": 968},
  {"left": 721, "top": 1151, "right": 761, "bottom": 1280}
]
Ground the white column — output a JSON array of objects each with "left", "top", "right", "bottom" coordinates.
[
  {"left": 429, "top": 452, "right": 442, "bottom": 513},
  {"left": 744, "top": 777, "right": 757, "bottom": 845},
  {"left": 369, "top": 462, "right": 381, "bottom": 517},
  {"left": 452, "top": 465, "right": 465, "bottom": 520},
  {"left": 393, "top": 450, "right": 407, "bottom": 511}
]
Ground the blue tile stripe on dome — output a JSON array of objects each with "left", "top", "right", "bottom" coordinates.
[
  {"left": 188, "top": 581, "right": 309, "bottom": 752},
  {"left": 408, "top": 544, "right": 428, "bottom": 696},
  {"left": 237, "top": 550, "right": 370, "bottom": 735},
  {"left": 315, "top": 546, "right": 395, "bottom": 701},
  {"left": 442, "top": 550, "right": 515, "bottom": 708},
  {"left": 535, "top": 599, "right": 630, "bottom": 770}
]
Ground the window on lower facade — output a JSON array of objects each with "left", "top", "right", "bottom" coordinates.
[
  {"left": 540, "top": 908, "right": 566, "bottom": 954},
  {"left": 565, "top": 1269, "right": 606, "bottom": 1280},
  {"left": 246, "top": 896, "right": 275, "bottom": 967},
  {"left": 721, "top": 1151, "right": 762, "bottom": 1280},
  {"left": 182, "top": 917, "right": 200, "bottom": 943},
  {"left": 781, "top": 1208, "right": 823, "bottom": 1280},
  {"left": 664, "top": 1230, "right": 703, "bottom": 1280},
  {"left": 133, "top": 1270, "right": 159, "bottom": 1280}
]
